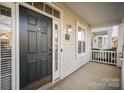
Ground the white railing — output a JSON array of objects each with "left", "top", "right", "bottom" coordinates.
[{"left": 91, "top": 50, "right": 117, "bottom": 65}]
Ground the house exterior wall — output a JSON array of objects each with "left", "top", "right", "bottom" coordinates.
[
  {"left": 91, "top": 27, "right": 112, "bottom": 49},
  {"left": 0, "top": 2, "right": 91, "bottom": 89},
  {"left": 53, "top": 3, "right": 91, "bottom": 78}
]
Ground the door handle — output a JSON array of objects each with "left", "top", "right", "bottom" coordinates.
[
  {"left": 48, "top": 46, "right": 52, "bottom": 51},
  {"left": 48, "top": 46, "right": 52, "bottom": 55}
]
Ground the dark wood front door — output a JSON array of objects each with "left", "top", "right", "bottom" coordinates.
[{"left": 19, "top": 6, "right": 52, "bottom": 89}]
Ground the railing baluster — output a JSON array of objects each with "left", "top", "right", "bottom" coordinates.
[
  {"left": 95, "top": 51, "right": 97, "bottom": 60},
  {"left": 110, "top": 52, "right": 111, "bottom": 64},
  {"left": 114, "top": 52, "right": 115, "bottom": 64},
  {"left": 92, "top": 51, "right": 93, "bottom": 60},
  {"left": 94, "top": 51, "right": 95, "bottom": 61},
  {"left": 97, "top": 51, "right": 99, "bottom": 61},
  {"left": 107, "top": 52, "right": 108, "bottom": 63},
  {"left": 112, "top": 52, "right": 113, "bottom": 64},
  {"left": 100, "top": 51, "right": 101, "bottom": 62},
  {"left": 102, "top": 51, "right": 103, "bottom": 62},
  {"left": 91, "top": 50, "right": 117, "bottom": 65},
  {"left": 115, "top": 52, "right": 116, "bottom": 64},
  {"left": 99, "top": 51, "right": 100, "bottom": 62},
  {"left": 114, "top": 52, "right": 116, "bottom": 64},
  {"left": 108, "top": 52, "right": 111, "bottom": 63},
  {"left": 105, "top": 52, "right": 108, "bottom": 62},
  {"left": 105, "top": 52, "right": 107, "bottom": 62},
  {"left": 93, "top": 51, "right": 94, "bottom": 60},
  {"left": 95, "top": 51, "right": 96, "bottom": 60},
  {"left": 107, "top": 52, "right": 110, "bottom": 63},
  {"left": 103, "top": 52, "right": 105, "bottom": 63},
  {"left": 92, "top": 50, "right": 93, "bottom": 60},
  {"left": 105, "top": 52, "right": 106, "bottom": 63}
]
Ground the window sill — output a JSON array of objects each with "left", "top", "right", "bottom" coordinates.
[{"left": 77, "top": 52, "right": 87, "bottom": 58}]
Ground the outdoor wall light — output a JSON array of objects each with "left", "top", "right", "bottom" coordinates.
[
  {"left": 66, "top": 25, "right": 72, "bottom": 33},
  {"left": 65, "top": 25, "right": 72, "bottom": 40}
]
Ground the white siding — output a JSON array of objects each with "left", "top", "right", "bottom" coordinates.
[
  {"left": 62, "top": 11, "right": 77, "bottom": 77},
  {"left": 54, "top": 3, "right": 91, "bottom": 78}
]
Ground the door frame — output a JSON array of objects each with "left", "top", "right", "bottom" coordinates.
[
  {"left": 52, "top": 19, "right": 61, "bottom": 81},
  {"left": 15, "top": 2, "right": 63, "bottom": 89}
]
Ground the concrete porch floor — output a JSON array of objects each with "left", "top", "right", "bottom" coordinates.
[{"left": 50, "top": 62, "right": 121, "bottom": 90}]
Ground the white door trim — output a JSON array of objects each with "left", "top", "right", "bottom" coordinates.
[
  {"left": 15, "top": 3, "right": 20, "bottom": 90},
  {"left": 14, "top": 2, "right": 63, "bottom": 89},
  {"left": 0, "top": 2, "right": 64, "bottom": 90}
]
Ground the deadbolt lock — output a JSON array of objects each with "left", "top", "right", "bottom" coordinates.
[{"left": 37, "top": 27, "right": 40, "bottom": 31}]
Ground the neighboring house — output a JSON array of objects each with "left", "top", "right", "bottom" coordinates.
[
  {"left": 91, "top": 27, "right": 113, "bottom": 49},
  {"left": 91, "top": 26, "right": 118, "bottom": 50}
]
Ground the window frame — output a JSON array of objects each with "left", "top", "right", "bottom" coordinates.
[
  {"left": 0, "top": 2, "right": 16, "bottom": 90},
  {"left": 76, "top": 21, "right": 87, "bottom": 58}
]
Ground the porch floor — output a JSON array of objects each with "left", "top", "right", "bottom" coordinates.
[{"left": 50, "top": 62, "right": 121, "bottom": 90}]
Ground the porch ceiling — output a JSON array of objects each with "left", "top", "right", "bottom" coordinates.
[{"left": 63, "top": 2, "right": 124, "bottom": 28}]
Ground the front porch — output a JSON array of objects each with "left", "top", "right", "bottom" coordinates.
[
  {"left": 48, "top": 62, "right": 121, "bottom": 90},
  {"left": 0, "top": 2, "right": 124, "bottom": 90}
]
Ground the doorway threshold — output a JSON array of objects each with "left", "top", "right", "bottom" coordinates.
[{"left": 22, "top": 75, "right": 52, "bottom": 90}]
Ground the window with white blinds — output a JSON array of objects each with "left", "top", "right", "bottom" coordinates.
[
  {"left": 78, "top": 26, "right": 86, "bottom": 54},
  {"left": 0, "top": 5, "right": 12, "bottom": 90}
]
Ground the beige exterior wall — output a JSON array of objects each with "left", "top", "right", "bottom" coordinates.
[
  {"left": 0, "top": 2, "right": 92, "bottom": 89},
  {"left": 53, "top": 3, "right": 91, "bottom": 78}
]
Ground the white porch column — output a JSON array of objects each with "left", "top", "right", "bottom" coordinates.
[
  {"left": 120, "top": 58, "right": 124, "bottom": 89},
  {"left": 117, "top": 23, "right": 124, "bottom": 67},
  {"left": 107, "top": 27, "right": 112, "bottom": 49}
]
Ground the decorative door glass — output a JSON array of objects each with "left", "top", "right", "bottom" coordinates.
[{"left": 54, "top": 24, "right": 58, "bottom": 71}]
